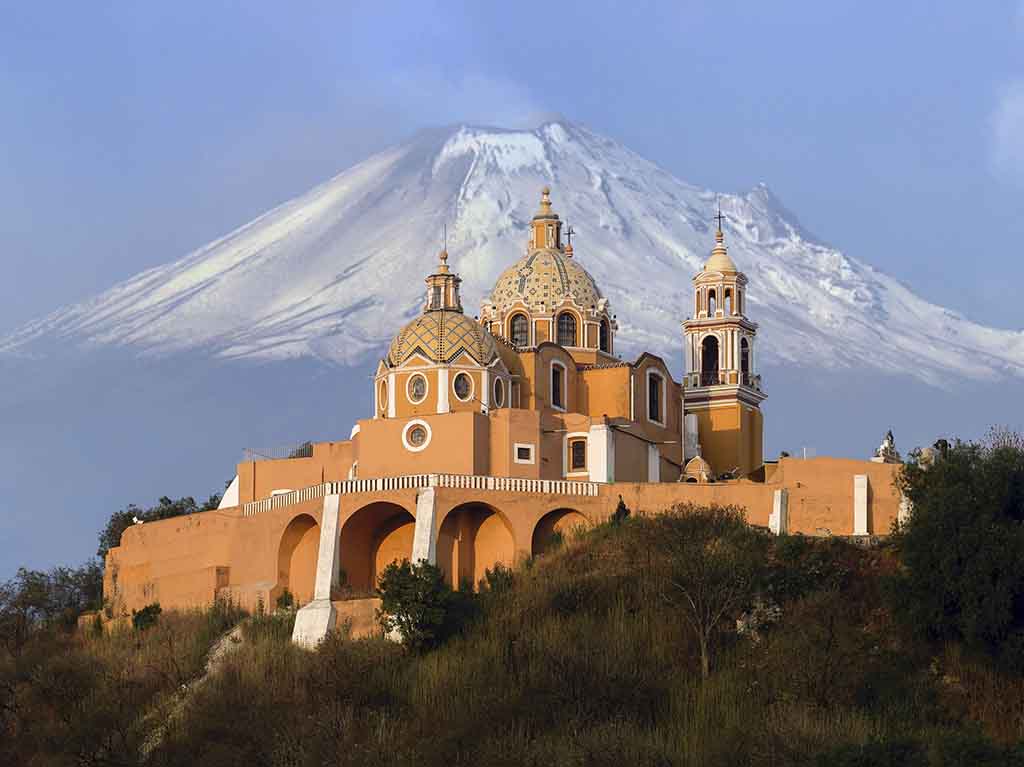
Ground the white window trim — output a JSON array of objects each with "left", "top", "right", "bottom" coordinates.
[
  {"left": 508, "top": 312, "right": 530, "bottom": 346},
  {"left": 513, "top": 442, "right": 536, "bottom": 465},
  {"left": 550, "top": 360, "right": 567, "bottom": 412},
  {"left": 401, "top": 419, "right": 432, "bottom": 453},
  {"left": 406, "top": 372, "right": 429, "bottom": 404},
  {"left": 646, "top": 368, "right": 666, "bottom": 427},
  {"left": 555, "top": 310, "right": 580, "bottom": 348},
  {"left": 562, "top": 431, "right": 589, "bottom": 477},
  {"left": 452, "top": 371, "right": 474, "bottom": 402}
]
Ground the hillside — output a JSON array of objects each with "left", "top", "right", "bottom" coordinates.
[{"left": 4, "top": 504, "right": 1024, "bottom": 766}]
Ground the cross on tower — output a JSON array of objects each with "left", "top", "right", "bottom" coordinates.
[
  {"left": 565, "top": 222, "right": 576, "bottom": 246},
  {"left": 713, "top": 202, "right": 726, "bottom": 232}
]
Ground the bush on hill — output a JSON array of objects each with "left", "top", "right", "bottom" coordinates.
[{"left": 894, "top": 427, "right": 1024, "bottom": 670}]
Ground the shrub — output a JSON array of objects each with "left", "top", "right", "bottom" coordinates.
[
  {"left": 894, "top": 428, "right": 1024, "bottom": 669},
  {"left": 376, "top": 560, "right": 475, "bottom": 652},
  {"left": 132, "top": 602, "right": 162, "bottom": 632},
  {"left": 275, "top": 589, "right": 295, "bottom": 611}
]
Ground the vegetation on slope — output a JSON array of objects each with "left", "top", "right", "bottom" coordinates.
[{"left": 2, "top": 429, "right": 1023, "bottom": 765}]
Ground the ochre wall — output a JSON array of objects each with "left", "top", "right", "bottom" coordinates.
[{"left": 106, "top": 458, "right": 902, "bottom": 619}]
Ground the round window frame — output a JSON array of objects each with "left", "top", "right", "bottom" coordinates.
[
  {"left": 452, "top": 371, "right": 474, "bottom": 402},
  {"left": 493, "top": 377, "right": 505, "bottom": 408},
  {"left": 401, "top": 419, "right": 432, "bottom": 453},
  {"left": 406, "top": 373, "right": 429, "bottom": 404}
]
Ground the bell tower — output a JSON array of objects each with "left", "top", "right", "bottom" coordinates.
[{"left": 682, "top": 214, "right": 766, "bottom": 479}]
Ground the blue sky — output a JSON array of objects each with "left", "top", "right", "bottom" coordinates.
[{"left": 2, "top": 1, "right": 1023, "bottom": 334}]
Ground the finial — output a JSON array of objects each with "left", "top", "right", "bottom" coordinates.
[
  {"left": 436, "top": 223, "right": 450, "bottom": 272},
  {"left": 714, "top": 199, "right": 726, "bottom": 236},
  {"left": 540, "top": 186, "right": 552, "bottom": 214}
]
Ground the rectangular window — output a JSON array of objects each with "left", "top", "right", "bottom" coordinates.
[
  {"left": 514, "top": 443, "right": 535, "bottom": 464},
  {"left": 570, "top": 439, "right": 586, "bottom": 470},
  {"left": 552, "top": 365, "right": 564, "bottom": 409},
  {"left": 431, "top": 285, "right": 442, "bottom": 308},
  {"left": 648, "top": 374, "right": 662, "bottom": 423}
]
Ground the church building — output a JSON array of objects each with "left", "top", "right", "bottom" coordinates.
[{"left": 103, "top": 188, "right": 904, "bottom": 645}]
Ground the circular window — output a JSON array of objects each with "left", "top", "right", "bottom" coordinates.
[
  {"left": 379, "top": 380, "right": 388, "bottom": 411},
  {"left": 407, "top": 373, "right": 428, "bottom": 404},
  {"left": 453, "top": 372, "right": 473, "bottom": 401},
  {"left": 493, "top": 378, "right": 505, "bottom": 408},
  {"left": 401, "top": 419, "right": 432, "bottom": 452}
]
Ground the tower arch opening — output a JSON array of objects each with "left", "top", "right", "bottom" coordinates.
[
  {"left": 741, "top": 338, "right": 751, "bottom": 384},
  {"left": 599, "top": 319, "right": 610, "bottom": 352},
  {"left": 701, "top": 336, "right": 720, "bottom": 386}
]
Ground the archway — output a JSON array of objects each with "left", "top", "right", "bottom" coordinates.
[
  {"left": 277, "top": 514, "right": 320, "bottom": 606},
  {"left": 701, "top": 335, "right": 720, "bottom": 386},
  {"left": 532, "top": 508, "right": 589, "bottom": 557},
  {"left": 437, "top": 503, "right": 515, "bottom": 589},
  {"left": 339, "top": 502, "right": 416, "bottom": 593}
]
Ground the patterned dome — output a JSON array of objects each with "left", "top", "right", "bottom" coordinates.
[
  {"left": 489, "top": 249, "right": 603, "bottom": 315},
  {"left": 387, "top": 310, "right": 499, "bottom": 366}
]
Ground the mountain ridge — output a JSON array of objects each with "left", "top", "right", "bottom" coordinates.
[{"left": 3, "top": 120, "right": 1021, "bottom": 386}]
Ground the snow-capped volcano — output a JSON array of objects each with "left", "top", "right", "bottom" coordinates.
[{"left": 3, "top": 121, "right": 1022, "bottom": 385}]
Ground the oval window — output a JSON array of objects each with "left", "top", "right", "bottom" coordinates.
[
  {"left": 408, "top": 374, "right": 428, "bottom": 404},
  {"left": 379, "top": 381, "right": 388, "bottom": 410},
  {"left": 453, "top": 372, "right": 472, "bottom": 401},
  {"left": 493, "top": 378, "right": 505, "bottom": 408}
]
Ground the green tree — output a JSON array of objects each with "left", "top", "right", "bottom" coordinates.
[
  {"left": 376, "top": 560, "right": 473, "bottom": 652},
  {"left": 894, "top": 427, "right": 1024, "bottom": 669}
]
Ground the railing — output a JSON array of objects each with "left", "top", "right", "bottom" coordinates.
[
  {"left": 700, "top": 371, "right": 721, "bottom": 387},
  {"left": 243, "top": 442, "right": 313, "bottom": 462},
  {"left": 241, "top": 473, "right": 601, "bottom": 517}
]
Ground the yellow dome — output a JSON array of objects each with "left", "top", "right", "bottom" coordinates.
[
  {"left": 387, "top": 310, "right": 498, "bottom": 366},
  {"left": 489, "top": 249, "right": 603, "bottom": 315},
  {"left": 704, "top": 229, "right": 738, "bottom": 273}
]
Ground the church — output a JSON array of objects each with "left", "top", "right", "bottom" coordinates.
[{"left": 103, "top": 188, "right": 905, "bottom": 645}]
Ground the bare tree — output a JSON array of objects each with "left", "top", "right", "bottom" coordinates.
[{"left": 650, "top": 505, "right": 763, "bottom": 680}]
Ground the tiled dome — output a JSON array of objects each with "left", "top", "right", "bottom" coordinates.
[
  {"left": 387, "top": 310, "right": 498, "bottom": 366},
  {"left": 489, "top": 249, "right": 603, "bottom": 316}
]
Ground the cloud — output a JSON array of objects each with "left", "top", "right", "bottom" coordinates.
[{"left": 991, "top": 79, "right": 1024, "bottom": 177}]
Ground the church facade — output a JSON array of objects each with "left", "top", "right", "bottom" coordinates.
[{"left": 103, "top": 189, "right": 904, "bottom": 645}]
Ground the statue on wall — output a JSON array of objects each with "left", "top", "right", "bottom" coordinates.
[{"left": 874, "top": 429, "right": 901, "bottom": 463}]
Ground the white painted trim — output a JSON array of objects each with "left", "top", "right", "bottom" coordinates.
[
  {"left": 854, "top": 475, "right": 869, "bottom": 535},
  {"left": 480, "top": 369, "right": 490, "bottom": 410},
  {"left": 436, "top": 368, "right": 450, "bottom": 414},
  {"left": 271, "top": 488, "right": 294, "bottom": 496},
  {"left": 647, "top": 443, "right": 660, "bottom": 482},
  {"left": 587, "top": 424, "right": 614, "bottom": 483},
  {"left": 513, "top": 442, "right": 536, "bottom": 465},
  {"left": 563, "top": 431, "right": 589, "bottom": 476},
  {"left": 411, "top": 487, "right": 438, "bottom": 564},
  {"left": 452, "top": 370, "right": 474, "bottom": 402},
  {"left": 349, "top": 423, "right": 361, "bottom": 439},
  {"left": 407, "top": 372, "right": 429, "bottom": 404},
  {"left": 386, "top": 373, "right": 396, "bottom": 418},
  {"left": 770, "top": 489, "right": 789, "bottom": 535},
  {"left": 402, "top": 419, "right": 433, "bottom": 453},
  {"left": 550, "top": 360, "right": 567, "bottom": 411},
  {"left": 218, "top": 475, "right": 240, "bottom": 509}
]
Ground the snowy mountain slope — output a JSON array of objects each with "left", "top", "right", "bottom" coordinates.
[{"left": 2, "top": 121, "right": 1022, "bottom": 386}]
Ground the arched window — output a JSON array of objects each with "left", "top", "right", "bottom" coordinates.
[
  {"left": 431, "top": 285, "right": 442, "bottom": 309},
  {"left": 708, "top": 289, "right": 717, "bottom": 316},
  {"left": 740, "top": 338, "right": 750, "bottom": 385},
  {"left": 551, "top": 361, "right": 566, "bottom": 410},
  {"left": 599, "top": 320, "right": 610, "bottom": 353},
  {"left": 510, "top": 314, "right": 529, "bottom": 347},
  {"left": 701, "top": 336, "right": 720, "bottom": 386},
  {"left": 647, "top": 371, "right": 664, "bottom": 424},
  {"left": 557, "top": 313, "right": 577, "bottom": 347},
  {"left": 724, "top": 289, "right": 732, "bottom": 315}
]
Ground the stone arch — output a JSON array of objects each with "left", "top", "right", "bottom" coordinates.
[
  {"left": 532, "top": 508, "right": 590, "bottom": 557},
  {"left": 339, "top": 501, "right": 416, "bottom": 593},
  {"left": 437, "top": 502, "right": 515, "bottom": 589},
  {"left": 276, "top": 513, "right": 319, "bottom": 606}
]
